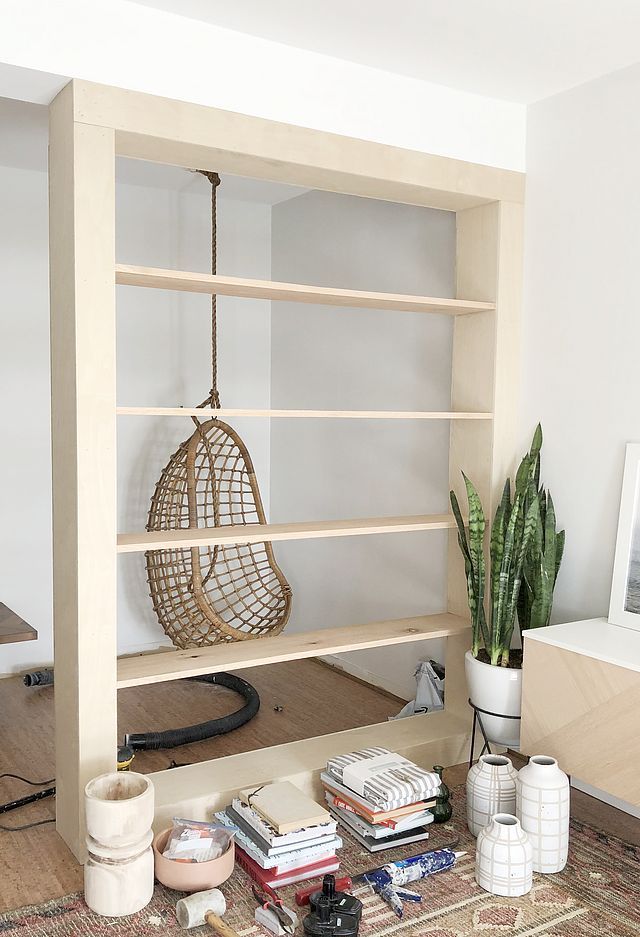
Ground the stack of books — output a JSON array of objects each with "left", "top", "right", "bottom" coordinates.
[
  {"left": 321, "top": 747, "right": 442, "bottom": 852},
  {"left": 215, "top": 781, "right": 342, "bottom": 888}
]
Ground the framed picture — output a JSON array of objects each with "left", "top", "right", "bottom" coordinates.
[{"left": 609, "top": 442, "right": 640, "bottom": 631}]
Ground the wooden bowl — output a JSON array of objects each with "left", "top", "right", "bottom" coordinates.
[{"left": 153, "top": 828, "right": 235, "bottom": 892}]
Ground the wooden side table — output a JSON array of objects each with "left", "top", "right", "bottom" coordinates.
[{"left": 521, "top": 618, "right": 640, "bottom": 809}]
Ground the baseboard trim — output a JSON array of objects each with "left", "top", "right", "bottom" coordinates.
[
  {"left": 572, "top": 777, "right": 640, "bottom": 819},
  {"left": 320, "top": 654, "right": 410, "bottom": 704}
]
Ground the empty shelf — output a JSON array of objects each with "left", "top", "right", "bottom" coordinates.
[
  {"left": 117, "top": 407, "right": 493, "bottom": 420},
  {"left": 116, "top": 264, "right": 494, "bottom": 316},
  {"left": 117, "top": 513, "right": 457, "bottom": 553}
]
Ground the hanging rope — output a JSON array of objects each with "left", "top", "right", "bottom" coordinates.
[{"left": 199, "top": 170, "right": 221, "bottom": 409}]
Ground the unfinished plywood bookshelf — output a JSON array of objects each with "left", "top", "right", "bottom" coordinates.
[{"left": 49, "top": 79, "right": 525, "bottom": 860}]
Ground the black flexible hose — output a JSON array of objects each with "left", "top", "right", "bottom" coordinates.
[{"left": 124, "top": 672, "right": 260, "bottom": 751}]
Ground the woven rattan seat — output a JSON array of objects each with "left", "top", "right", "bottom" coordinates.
[
  {"left": 145, "top": 172, "right": 292, "bottom": 647},
  {"left": 146, "top": 417, "right": 292, "bottom": 647}
]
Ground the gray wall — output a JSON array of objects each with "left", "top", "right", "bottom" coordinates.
[
  {"left": 0, "top": 162, "right": 272, "bottom": 674},
  {"left": 270, "top": 191, "right": 456, "bottom": 699},
  {"left": 522, "top": 61, "right": 640, "bottom": 625}
]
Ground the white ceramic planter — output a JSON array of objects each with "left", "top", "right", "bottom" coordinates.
[
  {"left": 516, "top": 755, "right": 570, "bottom": 873},
  {"left": 465, "top": 651, "right": 522, "bottom": 748},
  {"left": 84, "top": 771, "right": 155, "bottom": 917},
  {"left": 466, "top": 754, "right": 518, "bottom": 836},
  {"left": 475, "top": 813, "right": 533, "bottom": 897},
  {"left": 85, "top": 772, "right": 154, "bottom": 848}
]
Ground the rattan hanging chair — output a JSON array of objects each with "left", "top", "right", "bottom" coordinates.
[{"left": 145, "top": 173, "right": 292, "bottom": 648}]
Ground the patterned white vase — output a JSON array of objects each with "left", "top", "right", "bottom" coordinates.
[
  {"left": 475, "top": 813, "right": 533, "bottom": 897},
  {"left": 516, "top": 755, "right": 570, "bottom": 874},
  {"left": 467, "top": 754, "right": 518, "bottom": 836}
]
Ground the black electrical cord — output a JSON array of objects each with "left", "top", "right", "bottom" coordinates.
[
  {"left": 0, "top": 773, "right": 55, "bottom": 786},
  {"left": 0, "top": 817, "right": 55, "bottom": 832},
  {"left": 0, "top": 773, "right": 56, "bottom": 832}
]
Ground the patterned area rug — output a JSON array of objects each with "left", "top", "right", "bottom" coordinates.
[{"left": 2, "top": 787, "right": 639, "bottom": 936}]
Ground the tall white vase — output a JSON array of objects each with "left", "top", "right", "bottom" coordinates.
[
  {"left": 475, "top": 814, "right": 533, "bottom": 897},
  {"left": 516, "top": 755, "right": 570, "bottom": 874},
  {"left": 84, "top": 772, "right": 155, "bottom": 917},
  {"left": 466, "top": 754, "right": 518, "bottom": 836}
]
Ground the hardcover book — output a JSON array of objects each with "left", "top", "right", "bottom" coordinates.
[
  {"left": 327, "top": 805, "right": 431, "bottom": 853},
  {"left": 231, "top": 797, "right": 337, "bottom": 847},
  {"left": 235, "top": 844, "right": 340, "bottom": 889},
  {"left": 215, "top": 810, "right": 341, "bottom": 871},
  {"left": 326, "top": 749, "right": 440, "bottom": 810},
  {"left": 324, "top": 794, "right": 433, "bottom": 839},
  {"left": 239, "top": 782, "right": 330, "bottom": 834},
  {"left": 321, "top": 773, "right": 430, "bottom": 822},
  {"left": 226, "top": 805, "right": 336, "bottom": 858}
]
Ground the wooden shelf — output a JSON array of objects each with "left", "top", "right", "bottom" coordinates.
[
  {"left": 149, "top": 707, "right": 470, "bottom": 832},
  {"left": 117, "top": 612, "right": 469, "bottom": 688},
  {"left": 117, "top": 406, "right": 493, "bottom": 420},
  {"left": 117, "top": 513, "right": 457, "bottom": 554},
  {"left": 0, "top": 603, "right": 37, "bottom": 645},
  {"left": 115, "top": 264, "right": 495, "bottom": 317}
]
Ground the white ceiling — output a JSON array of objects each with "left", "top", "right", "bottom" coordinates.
[
  {"left": 0, "top": 97, "right": 307, "bottom": 202},
  {"left": 131, "top": 0, "right": 640, "bottom": 104}
]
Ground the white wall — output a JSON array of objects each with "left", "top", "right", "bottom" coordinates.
[
  {"left": 0, "top": 162, "right": 272, "bottom": 673},
  {"left": 270, "top": 190, "right": 456, "bottom": 700},
  {"left": 0, "top": 1, "right": 526, "bottom": 171},
  {"left": 522, "top": 61, "right": 640, "bottom": 624}
]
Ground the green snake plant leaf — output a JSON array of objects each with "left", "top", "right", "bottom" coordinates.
[
  {"left": 463, "top": 473, "right": 486, "bottom": 639},
  {"left": 515, "top": 454, "right": 531, "bottom": 499},
  {"left": 450, "top": 489, "right": 471, "bottom": 563},
  {"left": 503, "top": 494, "right": 541, "bottom": 651},
  {"left": 555, "top": 527, "right": 566, "bottom": 582},
  {"left": 492, "top": 489, "right": 522, "bottom": 664},
  {"left": 490, "top": 480, "right": 510, "bottom": 633},
  {"left": 450, "top": 480, "right": 487, "bottom": 656},
  {"left": 530, "top": 423, "right": 543, "bottom": 485}
]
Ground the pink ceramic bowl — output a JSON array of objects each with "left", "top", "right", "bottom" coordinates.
[{"left": 153, "top": 828, "right": 235, "bottom": 892}]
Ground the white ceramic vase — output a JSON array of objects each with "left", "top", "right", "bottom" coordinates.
[
  {"left": 516, "top": 755, "right": 570, "bottom": 874},
  {"left": 465, "top": 651, "right": 522, "bottom": 747},
  {"left": 84, "top": 772, "right": 155, "bottom": 917},
  {"left": 466, "top": 754, "right": 518, "bottom": 836},
  {"left": 475, "top": 813, "right": 533, "bottom": 897}
]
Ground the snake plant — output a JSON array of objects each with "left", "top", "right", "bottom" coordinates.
[
  {"left": 516, "top": 427, "right": 565, "bottom": 631},
  {"left": 450, "top": 425, "right": 563, "bottom": 666}
]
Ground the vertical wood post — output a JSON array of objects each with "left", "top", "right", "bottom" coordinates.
[
  {"left": 446, "top": 200, "right": 524, "bottom": 714},
  {"left": 49, "top": 84, "right": 117, "bottom": 861}
]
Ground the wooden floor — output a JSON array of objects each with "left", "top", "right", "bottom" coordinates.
[
  {"left": 0, "top": 659, "right": 399, "bottom": 911},
  {"left": 1, "top": 660, "right": 639, "bottom": 913}
]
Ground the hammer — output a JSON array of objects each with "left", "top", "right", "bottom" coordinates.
[{"left": 175, "top": 888, "right": 239, "bottom": 935}]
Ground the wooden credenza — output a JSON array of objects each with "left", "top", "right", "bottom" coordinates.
[{"left": 521, "top": 618, "right": 640, "bottom": 809}]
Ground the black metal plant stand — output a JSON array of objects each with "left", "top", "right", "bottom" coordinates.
[{"left": 468, "top": 699, "right": 521, "bottom": 769}]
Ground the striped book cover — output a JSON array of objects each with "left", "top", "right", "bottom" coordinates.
[{"left": 325, "top": 749, "right": 440, "bottom": 810}]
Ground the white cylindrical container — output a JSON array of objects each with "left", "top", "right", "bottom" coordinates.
[
  {"left": 475, "top": 813, "right": 533, "bottom": 897},
  {"left": 85, "top": 772, "right": 154, "bottom": 848},
  {"left": 465, "top": 651, "right": 522, "bottom": 747},
  {"left": 84, "top": 829, "right": 154, "bottom": 917},
  {"left": 466, "top": 754, "right": 518, "bottom": 836},
  {"left": 516, "top": 755, "right": 570, "bottom": 874},
  {"left": 84, "top": 772, "right": 155, "bottom": 917}
]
